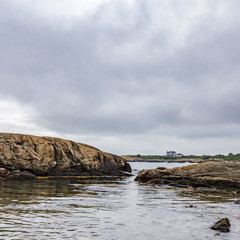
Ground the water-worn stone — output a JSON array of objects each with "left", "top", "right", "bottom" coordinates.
[
  {"left": 210, "top": 218, "right": 231, "bottom": 232},
  {"left": 0, "top": 133, "right": 131, "bottom": 177},
  {"left": 135, "top": 161, "right": 240, "bottom": 190}
]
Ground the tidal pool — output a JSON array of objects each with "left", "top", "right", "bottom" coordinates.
[{"left": 0, "top": 162, "right": 239, "bottom": 240}]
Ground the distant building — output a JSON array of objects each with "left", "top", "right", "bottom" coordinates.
[{"left": 166, "top": 151, "right": 184, "bottom": 158}]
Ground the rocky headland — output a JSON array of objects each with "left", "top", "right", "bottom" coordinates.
[
  {"left": 135, "top": 161, "right": 240, "bottom": 190},
  {"left": 0, "top": 133, "right": 131, "bottom": 180}
]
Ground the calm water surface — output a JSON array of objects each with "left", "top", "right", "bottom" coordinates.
[{"left": 0, "top": 162, "right": 239, "bottom": 240}]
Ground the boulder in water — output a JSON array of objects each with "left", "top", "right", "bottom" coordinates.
[{"left": 210, "top": 218, "right": 231, "bottom": 232}]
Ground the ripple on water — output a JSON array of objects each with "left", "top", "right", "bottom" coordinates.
[{"left": 0, "top": 162, "right": 240, "bottom": 240}]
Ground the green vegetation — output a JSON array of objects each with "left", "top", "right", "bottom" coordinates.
[{"left": 126, "top": 153, "right": 240, "bottom": 162}]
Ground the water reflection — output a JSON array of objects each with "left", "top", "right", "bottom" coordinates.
[{"left": 0, "top": 162, "right": 239, "bottom": 240}]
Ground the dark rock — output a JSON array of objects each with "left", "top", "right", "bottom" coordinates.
[
  {"left": 185, "top": 205, "right": 197, "bottom": 208},
  {"left": 5, "top": 170, "right": 41, "bottom": 180},
  {"left": 210, "top": 218, "right": 231, "bottom": 232},
  {"left": 234, "top": 200, "right": 240, "bottom": 204},
  {"left": 7, "top": 173, "right": 20, "bottom": 180},
  {"left": 19, "top": 171, "right": 36, "bottom": 180},
  {"left": 234, "top": 190, "right": 240, "bottom": 195}
]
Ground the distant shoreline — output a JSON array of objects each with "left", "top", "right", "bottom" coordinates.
[{"left": 124, "top": 158, "right": 222, "bottom": 164}]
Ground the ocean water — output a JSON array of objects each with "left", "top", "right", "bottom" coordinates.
[{"left": 0, "top": 162, "right": 239, "bottom": 240}]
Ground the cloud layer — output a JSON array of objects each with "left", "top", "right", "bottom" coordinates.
[{"left": 1, "top": 0, "right": 240, "bottom": 155}]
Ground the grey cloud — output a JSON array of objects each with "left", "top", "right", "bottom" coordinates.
[{"left": 1, "top": 0, "right": 240, "bottom": 144}]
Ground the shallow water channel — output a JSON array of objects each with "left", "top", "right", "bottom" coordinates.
[{"left": 0, "top": 162, "right": 239, "bottom": 240}]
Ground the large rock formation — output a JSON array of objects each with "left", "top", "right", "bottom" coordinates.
[
  {"left": 0, "top": 133, "right": 131, "bottom": 179},
  {"left": 135, "top": 161, "right": 240, "bottom": 190}
]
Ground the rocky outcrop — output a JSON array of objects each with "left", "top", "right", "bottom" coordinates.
[
  {"left": 210, "top": 218, "right": 231, "bottom": 232},
  {"left": 135, "top": 161, "right": 240, "bottom": 190},
  {"left": 0, "top": 133, "right": 131, "bottom": 178}
]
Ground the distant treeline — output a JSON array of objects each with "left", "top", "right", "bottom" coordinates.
[{"left": 127, "top": 153, "right": 240, "bottom": 162}]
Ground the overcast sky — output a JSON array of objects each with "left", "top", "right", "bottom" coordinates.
[{"left": 1, "top": 0, "right": 240, "bottom": 155}]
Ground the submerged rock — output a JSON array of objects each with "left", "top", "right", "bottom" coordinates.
[
  {"left": 234, "top": 200, "right": 240, "bottom": 204},
  {"left": 135, "top": 161, "right": 240, "bottom": 190},
  {"left": 0, "top": 133, "right": 131, "bottom": 178},
  {"left": 210, "top": 218, "right": 231, "bottom": 232}
]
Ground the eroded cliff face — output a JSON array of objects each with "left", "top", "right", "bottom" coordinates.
[{"left": 0, "top": 133, "right": 131, "bottom": 177}]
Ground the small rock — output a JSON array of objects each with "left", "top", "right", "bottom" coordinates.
[
  {"left": 234, "top": 200, "right": 240, "bottom": 204},
  {"left": 215, "top": 233, "right": 220, "bottom": 236},
  {"left": 19, "top": 171, "right": 36, "bottom": 180},
  {"left": 210, "top": 218, "right": 231, "bottom": 232},
  {"left": 185, "top": 205, "right": 196, "bottom": 208}
]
